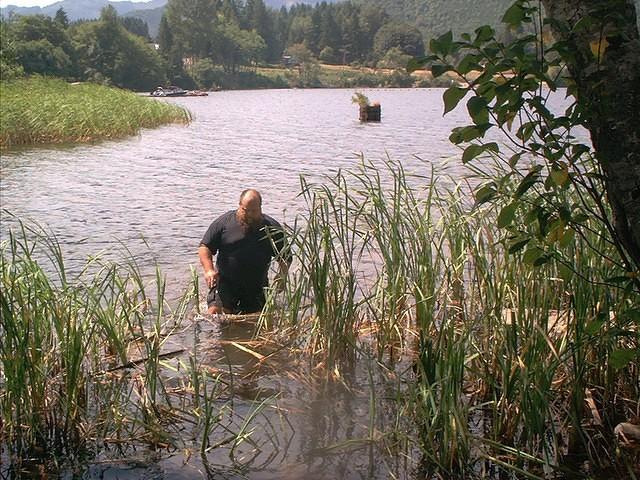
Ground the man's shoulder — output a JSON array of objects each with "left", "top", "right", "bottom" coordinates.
[
  {"left": 212, "top": 210, "right": 237, "bottom": 226},
  {"left": 262, "top": 214, "right": 283, "bottom": 228}
]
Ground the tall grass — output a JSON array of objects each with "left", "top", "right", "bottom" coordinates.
[
  {"left": 0, "top": 218, "right": 273, "bottom": 471},
  {"left": 0, "top": 77, "right": 191, "bottom": 148},
  {"left": 261, "top": 157, "right": 639, "bottom": 477}
]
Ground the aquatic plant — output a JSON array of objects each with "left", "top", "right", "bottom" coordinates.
[
  {"left": 260, "top": 157, "right": 639, "bottom": 478},
  {"left": 0, "top": 217, "right": 275, "bottom": 473},
  {"left": 0, "top": 77, "right": 191, "bottom": 148},
  {"left": 351, "top": 91, "right": 370, "bottom": 107}
]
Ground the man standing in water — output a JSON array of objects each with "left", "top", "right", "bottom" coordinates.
[{"left": 198, "top": 189, "right": 290, "bottom": 314}]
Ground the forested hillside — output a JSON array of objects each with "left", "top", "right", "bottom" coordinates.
[
  {"left": 355, "top": 0, "right": 640, "bottom": 37},
  {"left": 353, "top": 0, "right": 513, "bottom": 38}
]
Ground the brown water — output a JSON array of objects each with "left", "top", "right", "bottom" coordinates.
[{"left": 0, "top": 88, "right": 581, "bottom": 479}]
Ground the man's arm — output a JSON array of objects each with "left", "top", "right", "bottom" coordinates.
[{"left": 198, "top": 245, "right": 219, "bottom": 288}]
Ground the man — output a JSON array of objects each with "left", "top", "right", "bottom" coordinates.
[{"left": 198, "top": 189, "right": 290, "bottom": 314}]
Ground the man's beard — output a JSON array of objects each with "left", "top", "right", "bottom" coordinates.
[{"left": 241, "top": 217, "right": 262, "bottom": 232}]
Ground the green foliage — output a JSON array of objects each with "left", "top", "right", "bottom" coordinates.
[
  {"left": 121, "top": 16, "right": 150, "bottom": 40},
  {"left": 354, "top": 0, "right": 516, "bottom": 41},
  {"left": 213, "top": 20, "right": 267, "bottom": 73},
  {"left": 13, "top": 39, "right": 72, "bottom": 77},
  {"left": 373, "top": 21, "right": 425, "bottom": 59},
  {"left": 377, "top": 46, "right": 412, "bottom": 69},
  {"left": 70, "top": 9, "right": 166, "bottom": 91},
  {"left": 261, "top": 158, "right": 638, "bottom": 476},
  {"left": 351, "top": 91, "right": 369, "bottom": 106},
  {"left": 413, "top": 0, "right": 639, "bottom": 293}
]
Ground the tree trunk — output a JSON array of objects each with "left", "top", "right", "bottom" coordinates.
[{"left": 541, "top": 0, "right": 640, "bottom": 271}]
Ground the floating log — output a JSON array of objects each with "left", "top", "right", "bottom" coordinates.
[{"left": 359, "top": 104, "right": 381, "bottom": 122}]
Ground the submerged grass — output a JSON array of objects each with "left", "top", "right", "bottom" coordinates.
[{"left": 0, "top": 77, "right": 191, "bottom": 149}]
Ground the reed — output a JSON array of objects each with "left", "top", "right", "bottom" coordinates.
[
  {"left": 260, "top": 157, "right": 638, "bottom": 477},
  {"left": 0, "top": 77, "right": 191, "bottom": 149},
  {"left": 0, "top": 217, "right": 270, "bottom": 469}
]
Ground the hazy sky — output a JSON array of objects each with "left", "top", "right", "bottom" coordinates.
[{"left": 0, "top": 0, "right": 150, "bottom": 7}]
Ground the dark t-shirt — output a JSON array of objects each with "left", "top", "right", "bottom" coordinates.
[{"left": 200, "top": 210, "right": 288, "bottom": 290}]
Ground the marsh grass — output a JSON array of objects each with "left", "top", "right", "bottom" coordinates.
[
  {"left": 261, "top": 157, "right": 639, "bottom": 477},
  {"left": 0, "top": 77, "right": 191, "bottom": 149},
  {"left": 0, "top": 218, "right": 277, "bottom": 472}
]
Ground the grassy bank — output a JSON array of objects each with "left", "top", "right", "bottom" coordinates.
[{"left": 0, "top": 77, "right": 191, "bottom": 149}]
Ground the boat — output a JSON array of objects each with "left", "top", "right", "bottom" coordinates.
[{"left": 151, "top": 85, "right": 187, "bottom": 97}]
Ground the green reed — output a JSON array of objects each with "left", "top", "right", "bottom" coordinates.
[
  {"left": 0, "top": 217, "right": 273, "bottom": 468},
  {"left": 261, "top": 157, "right": 638, "bottom": 477},
  {"left": 0, "top": 77, "right": 191, "bottom": 148}
]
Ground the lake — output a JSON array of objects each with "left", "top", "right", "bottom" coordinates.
[
  {"left": 0, "top": 88, "right": 581, "bottom": 479},
  {"left": 0, "top": 89, "right": 476, "bottom": 285}
]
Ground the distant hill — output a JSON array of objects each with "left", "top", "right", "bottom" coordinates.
[
  {"left": 0, "top": 0, "right": 338, "bottom": 23},
  {"left": 3, "top": 0, "right": 637, "bottom": 41},
  {"left": 1, "top": 0, "right": 167, "bottom": 21},
  {"left": 353, "top": 0, "right": 514, "bottom": 39},
  {"left": 353, "top": 0, "right": 639, "bottom": 39}
]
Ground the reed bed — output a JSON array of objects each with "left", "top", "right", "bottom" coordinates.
[
  {"left": 0, "top": 218, "right": 275, "bottom": 474},
  {"left": 0, "top": 77, "right": 191, "bottom": 149},
  {"left": 262, "top": 157, "right": 639, "bottom": 478}
]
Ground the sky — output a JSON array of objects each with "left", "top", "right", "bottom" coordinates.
[{"left": 0, "top": 0, "right": 150, "bottom": 7}]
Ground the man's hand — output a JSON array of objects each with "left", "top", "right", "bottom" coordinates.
[{"left": 204, "top": 269, "right": 219, "bottom": 289}]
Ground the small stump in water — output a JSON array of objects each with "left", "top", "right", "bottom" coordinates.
[{"left": 359, "top": 104, "right": 381, "bottom": 122}]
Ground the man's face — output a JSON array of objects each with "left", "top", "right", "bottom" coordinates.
[{"left": 237, "top": 196, "right": 263, "bottom": 228}]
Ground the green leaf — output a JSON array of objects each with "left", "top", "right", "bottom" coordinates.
[
  {"left": 509, "top": 153, "right": 522, "bottom": 167},
  {"left": 508, "top": 236, "right": 530, "bottom": 253},
  {"left": 558, "top": 228, "right": 575, "bottom": 248},
  {"left": 458, "top": 53, "right": 481, "bottom": 74},
  {"left": 474, "top": 25, "right": 495, "bottom": 45},
  {"left": 407, "top": 56, "right": 433, "bottom": 73},
  {"left": 585, "top": 318, "right": 605, "bottom": 335},
  {"left": 523, "top": 246, "right": 544, "bottom": 265},
  {"left": 533, "top": 254, "right": 550, "bottom": 267},
  {"left": 474, "top": 184, "right": 497, "bottom": 205},
  {"left": 572, "top": 213, "right": 589, "bottom": 223},
  {"left": 610, "top": 348, "right": 637, "bottom": 370},
  {"left": 467, "top": 96, "right": 489, "bottom": 124},
  {"left": 515, "top": 167, "right": 542, "bottom": 198},
  {"left": 502, "top": 4, "right": 526, "bottom": 27},
  {"left": 431, "top": 63, "right": 453, "bottom": 78},
  {"left": 462, "top": 144, "right": 485, "bottom": 163},
  {"left": 550, "top": 166, "right": 569, "bottom": 186},
  {"left": 462, "top": 142, "right": 499, "bottom": 163},
  {"left": 443, "top": 86, "right": 468, "bottom": 115},
  {"left": 430, "top": 31, "right": 454, "bottom": 56},
  {"left": 497, "top": 202, "right": 518, "bottom": 228}
]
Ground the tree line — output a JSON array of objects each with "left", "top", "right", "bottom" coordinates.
[{"left": 1, "top": 0, "right": 427, "bottom": 91}]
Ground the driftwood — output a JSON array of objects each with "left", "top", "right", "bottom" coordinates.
[{"left": 104, "top": 349, "right": 186, "bottom": 373}]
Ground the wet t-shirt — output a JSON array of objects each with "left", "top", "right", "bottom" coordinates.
[{"left": 200, "top": 211, "right": 287, "bottom": 291}]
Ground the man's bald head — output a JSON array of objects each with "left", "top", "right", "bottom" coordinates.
[
  {"left": 239, "top": 189, "right": 262, "bottom": 206},
  {"left": 237, "top": 189, "right": 263, "bottom": 228}
]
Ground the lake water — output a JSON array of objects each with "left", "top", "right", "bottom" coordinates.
[
  {"left": 0, "top": 88, "right": 476, "bottom": 286},
  {"left": 0, "top": 88, "right": 580, "bottom": 479}
]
